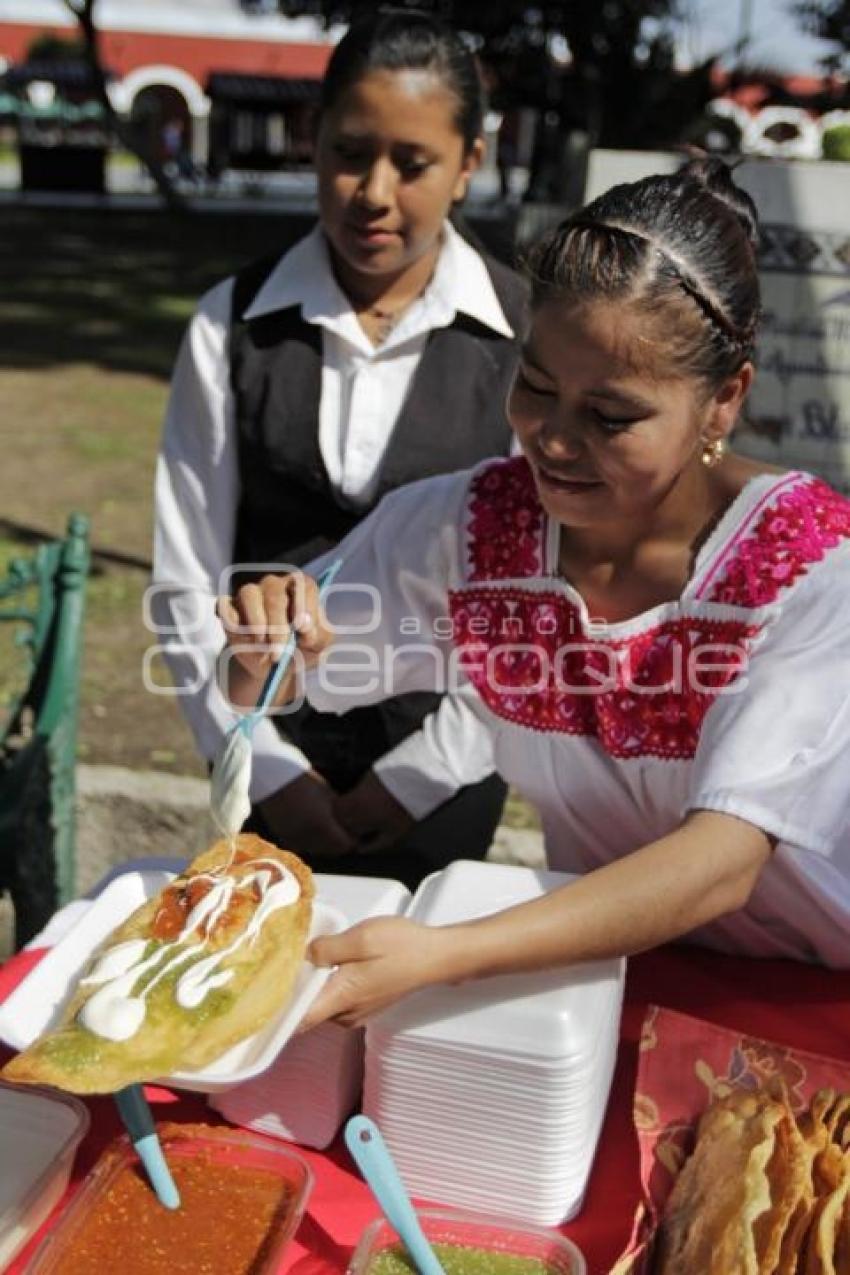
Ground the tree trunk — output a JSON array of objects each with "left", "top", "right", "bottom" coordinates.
[{"left": 63, "top": 0, "right": 186, "bottom": 212}]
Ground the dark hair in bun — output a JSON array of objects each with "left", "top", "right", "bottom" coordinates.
[
  {"left": 681, "top": 156, "right": 759, "bottom": 249},
  {"left": 526, "top": 157, "right": 761, "bottom": 388}
]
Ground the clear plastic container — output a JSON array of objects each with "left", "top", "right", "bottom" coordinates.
[
  {"left": 24, "top": 1122, "right": 313, "bottom": 1275},
  {"left": 348, "top": 1207, "right": 587, "bottom": 1275},
  {"left": 0, "top": 1080, "right": 89, "bottom": 1270}
]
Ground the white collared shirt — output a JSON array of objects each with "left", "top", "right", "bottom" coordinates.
[
  {"left": 152, "top": 222, "right": 514, "bottom": 807},
  {"left": 244, "top": 222, "right": 514, "bottom": 506}
]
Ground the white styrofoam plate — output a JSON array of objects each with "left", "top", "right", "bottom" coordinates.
[
  {"left": 0, "top": 870, "right": 346, "bottom": 1093},
  {"left": 312, "top": 873, "right": 410, "bottom": 927},
  {"left": 368, "top": 860, "right": 625, "bottom": 1059}
]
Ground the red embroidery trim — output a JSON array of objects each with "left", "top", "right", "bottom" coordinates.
[
  {"left": 448, "top": 589, "right": 760, "bottom": 758},
  {"left": 467, "top": 457, "right": 543, "bottom": 581},
  {"left": 706, "top": 478, "right": 850, "bottom": 607},
  {"left": 458, "top": 467, "right": 850, "bottom": 755}
]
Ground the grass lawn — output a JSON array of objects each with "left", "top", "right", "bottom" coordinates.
[
  {"left": 1, "top": 203, "right": 311, "bottom": 776},
  {"left": 0, "top": 201, "right": 539, "bottom": 829}
]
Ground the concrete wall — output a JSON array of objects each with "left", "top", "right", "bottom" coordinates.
[{"left": 74, "top": 764, "right": 544, "bottom": 894}]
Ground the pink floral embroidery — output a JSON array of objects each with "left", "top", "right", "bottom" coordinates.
[
  {"left": 467, "top": 458, "right": 544, "bottom": 581},
  {"left": 707, "top": 478, "right": 850, "bottom": 606},
  {"left": 457, "top": 466, "right": 850, "bottom": 752},
  {"left": 448, "top": 589, "right": 760, "bottom": 758}
]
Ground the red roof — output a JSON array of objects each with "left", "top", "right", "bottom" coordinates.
[
  {"left": 710, "top": 64, "right": 847, "bottom": 114},
  {"left": 0, "top": 20, "right": 332, "bottom": 84}
]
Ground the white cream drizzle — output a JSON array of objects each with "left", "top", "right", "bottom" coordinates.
[
  {"left": 77, "top": 861, "right": 300, "bottom": 1042},
  {"left": 209, "top": 727, "right": 253, "bottom": 839}
]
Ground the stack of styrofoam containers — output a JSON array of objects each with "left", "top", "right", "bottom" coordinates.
[
  {"left": 211, "top": 873, "right": 410, "bottom": 1149},
  {"left": 362, "top": 860, "right": 625, "bottom": 1226}
]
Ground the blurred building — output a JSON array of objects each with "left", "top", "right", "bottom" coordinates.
[
  {"left": 706, "top": 66, "right": 850, "bottom": 159},
  {"left": 0, "top": 0, "right": 333, "bottom": 170},
  {"left": 3, "top": 57, "right": 110, "bottom": 191}
]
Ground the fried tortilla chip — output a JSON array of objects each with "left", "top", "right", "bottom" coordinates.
[
  {"left": 754, "top": 1103, "right": 812, "bottom": 1275},
  {"left": 775, "top": 1115, "right": 824, "bottom": 1275},
  {"left": 655, "top": 1089, "right": 788, "bottom": 1275},
  {"left": 825, "top": 1096, "right": 850, "bottom": 1147},
  {"left": 834, "top": 1193, "right": 850, "bottom": 1273},
  {"left": 802, "top": 1173, "right": 850, "bottom": 1275},
  {"left": 798, "top": 1101, "right": 850, "bottom": 1275},
  {"left": 2, "top": 834, "right": 313, "bottom": 1094},
  {"left": 787, "top": 1089, "right": 837, "bottom": 1258},
  {"left": 798, "top": 1092, "right": 834, "bottom": 1163}
]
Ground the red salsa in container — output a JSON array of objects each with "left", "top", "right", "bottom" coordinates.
[{"left": 26, "top": 1123, "right": 313, "bottom": 1275}]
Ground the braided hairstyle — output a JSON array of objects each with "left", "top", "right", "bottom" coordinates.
[{"left": 526, "top": 159, "right": 761, "bottom": 390}]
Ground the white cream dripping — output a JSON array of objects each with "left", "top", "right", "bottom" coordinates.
[
  {"left": 77, "top": 861, "right": 300, "bottom": 1042},
  {"left": 209, "top": 726, "right": 253, "bottom": 839}
]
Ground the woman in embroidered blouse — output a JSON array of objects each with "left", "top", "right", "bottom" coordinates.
[{"left": 219, "top": 157, "right": 850, "bottom": 1025}]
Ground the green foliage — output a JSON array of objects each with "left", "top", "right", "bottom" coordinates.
[
  {"left": 794, "top": 0, "right": 850, "bottom": 44},
  {"left": 793, "top": 1, "right": 850, "bottom": 69},
  {"left": 275, "top": 0, "right": 718, "bottom": 151},
  {"left": 822, "top": 123, "right": 850, "bottom": 159}
]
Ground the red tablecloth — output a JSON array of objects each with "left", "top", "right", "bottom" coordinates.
[{"left": 3, "top": 944, "right": 850, "bottom": 1275}]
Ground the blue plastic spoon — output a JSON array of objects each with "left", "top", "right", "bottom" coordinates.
[
  {"left": 114, "top": 1085, "right": 181, "bottom": 1210},
  {"left": 345, "top": 1115, "right": 445, "bottom": 1275},
  {"left": 238, "top": 558, "right": 344, "bottom": 735},
  {"left": 210, "top": 559, "right": 344, "bottom": 836}
]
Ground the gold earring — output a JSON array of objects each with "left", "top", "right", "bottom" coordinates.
[{"left": 701, "top": 437, "right": 727, "bottom": 468}]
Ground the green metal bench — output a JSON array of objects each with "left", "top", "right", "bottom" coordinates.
[{"left": 0, "top": 514, "right": 90, "bottom": 948}]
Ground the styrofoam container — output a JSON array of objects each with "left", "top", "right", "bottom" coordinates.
[
  {"left": 211, "top": 873, "right": 410, "bottom": 1147},
  {"left": 361, "top": 861, "right": 625, "bottom": 1226},
  {"left": 211, "top": 1021, "right": 365, "bottom": 1148},
  {"left": 311, "top": 874, "right": 411, "bottom": 929},
  {"left": 0, "top": 1081, "right": 89, "bottom": 1269},
  {"left": 368, "top": 862, "right": 624, "bottom": 1061},
  {"left": 0, "top": 870, "right": 348, "bottom": 1093},
  {"left": 348, "top": 1207, "right": 586, "bottom": 1275}
]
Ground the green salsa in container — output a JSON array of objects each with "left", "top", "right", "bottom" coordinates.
[
  {"left": 349, "top": 1208, "right": 585, "bottom": 1275},
  {"left": 368, "top": 1243, "right": 566, "bottom": 1275}
]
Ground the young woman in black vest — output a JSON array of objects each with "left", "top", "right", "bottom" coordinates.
[{"left": 153, "top": 11, "right": 526, "bottom": 889}]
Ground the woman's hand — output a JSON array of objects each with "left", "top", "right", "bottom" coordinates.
[
  {"left": 257, "top": 771, "right": 356, "bottom": 860},
  {"left": 300, "top": 916, "right": 455, "bottom": 1028},
  {"left": 217, "top": 571, "right": 333, "bottom": 708},
  {"left": 298, "top": 810, "right": 774, "bottom": 1032},
  {"left": 334, "top": 770, "right": 415, "bottom": 854}
]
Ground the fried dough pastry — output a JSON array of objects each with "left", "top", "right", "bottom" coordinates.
[
  {"left": 800, "top": 1091, "right": 850, "bottom": 1275},
  {"left": 755, "top": 1099, "right": 812, "bottom": 1275},
  {"left": 3, "top": 834, "right": 313, "bottom": 1094},
  {"left": 655, "top": 1084, "right": 850, "bottom": 1275},
  {"left": 655, "top": 1088, "right": 789, "bottom": 1274},
  {"left": 833, "top": 1195, "right": 850, "bottom": 1273}
]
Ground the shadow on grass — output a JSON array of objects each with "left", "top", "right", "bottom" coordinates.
[
  {"left": 0, "top": 202, "right": 517, "bottom": 380},
  {"left": 0, "top": 205, "right": 314, "bottom": 379}
]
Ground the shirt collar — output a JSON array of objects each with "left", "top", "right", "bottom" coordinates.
[
  {"left": 242, "top": 220, "right": 514, "bottom": 339},
  {"left": 426, "top": 219, "right": 514, "bottom": 338},
  {"left": 243, "top": 225, "right": 347, "bottom": 324}
]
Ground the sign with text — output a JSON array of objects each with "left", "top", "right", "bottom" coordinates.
[
  {"left": 738, "top": 225, "right": 850, "bottom": 494},
  {"left": 584, "top": 152, "right": 850, "bottom": 491}
]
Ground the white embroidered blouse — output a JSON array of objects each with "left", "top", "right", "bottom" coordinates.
[{"left": 302, "top": 456, "right": 850, "bottom": 966}]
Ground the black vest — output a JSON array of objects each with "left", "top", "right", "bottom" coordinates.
[
  {"left": 227, "top": 243, "right": 526, "bottom": 786},
  {"left": 229, "top": 247, "right": 526, "bottom": 569}
]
